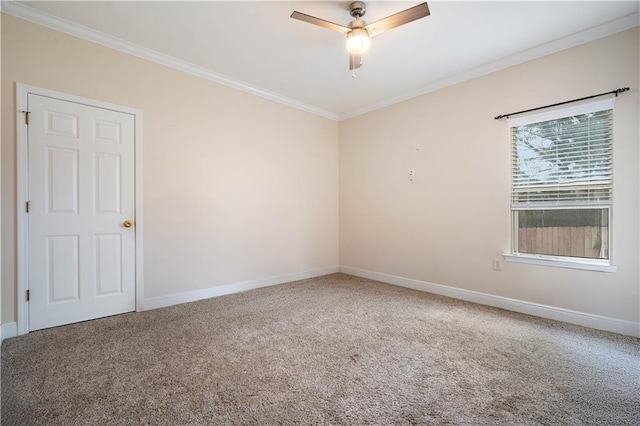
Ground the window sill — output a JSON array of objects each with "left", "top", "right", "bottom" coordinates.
[{"left": 503, "top": 254, "right": 617, "bottom": 273}]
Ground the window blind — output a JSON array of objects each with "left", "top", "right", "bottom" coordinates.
[{"left": 510, "top": 107, "right": 613, "bottom": 210}]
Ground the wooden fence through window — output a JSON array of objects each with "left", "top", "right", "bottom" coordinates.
[{"left": 518, "top": 226, "right": 607, "bottom": 259}]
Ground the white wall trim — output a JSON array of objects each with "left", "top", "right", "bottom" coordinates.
[
  {"left": 134, "top": 106, "right": 145, "bottom": 314},
  {"left": 16, "top": 84, "right": 29, "bottom": 336},
  {"left": 340, "top": 266, "right": 640, "bottom": 338},
  {"left": 503, "top": 254, "right": 617, "bottom": 273},
  {"left": 2, "top": 2, "right": 636, "bottom": 122},
  {"left": 0, "top": 1, "right": 339, "bottom": 121},
  {"left": 1, "top": 322, "right": 18, "bottom": 342},
  {"left": 141, "top": 266, "right": 340, "bottom": 311},
  {"left": 339, "top": 13, "right": 640, "bottom": 120},
  {"left": 16, "top": 84, "right": 144, "bottom": 335}
]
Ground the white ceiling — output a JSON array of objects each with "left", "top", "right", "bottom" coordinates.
[{"left": 5, "top": 1, "right": 639, "bottom": 119}]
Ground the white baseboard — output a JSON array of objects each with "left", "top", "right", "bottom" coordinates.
[
  {"left": 1, "top": 322, "right": 18, "bottom": 342},
  {"left": 340, "top": 266, "right": 640, "bottom": 338},
  {"left": 6, "top": 266, "right": 637, "bottom": 339},
  {"left": 140, "top": 266, "right": 340, "bottom": 311}
]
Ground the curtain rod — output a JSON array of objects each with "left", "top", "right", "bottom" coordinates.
[{"left": 494, "top": 87, "right": 630, "bottom": 120}]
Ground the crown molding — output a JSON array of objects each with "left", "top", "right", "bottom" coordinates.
[
  {"left": 0, "top": 1, "right": 340, "bottom": 121},
  {"left": 339, "top": 12, "right": 640, "bottom": 121},
  {"left": 2, "top": 2, "right": 637, "bottom": 122}
]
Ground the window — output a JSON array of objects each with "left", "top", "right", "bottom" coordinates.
[{"left": 507, "top": 99, "right": 615, "bottom": 271}]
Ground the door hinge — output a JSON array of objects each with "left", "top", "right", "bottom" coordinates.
[
  {"left": 20, "top": 110, "right": 30, "bottom": 125},
  {"left": 26, "top": 201, "right": 31, "bottom": 213},
  {"left": 26, "top": 289, "right": 30, "bottom": 302}
]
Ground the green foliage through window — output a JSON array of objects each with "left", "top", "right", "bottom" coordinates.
[{"left": 518, "top": 209, "right": 607, "bottom": 228}]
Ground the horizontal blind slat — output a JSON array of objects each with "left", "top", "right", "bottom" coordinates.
[{"left": 511, "top": 107, "right": 613, "bottom": 207}]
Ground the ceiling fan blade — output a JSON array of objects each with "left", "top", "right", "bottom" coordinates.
[
  {"left": 349, "top": 52, "right": 362, "bottom": 70},
  {"left": 290, "top": 11, "right": 350, "bottom": 34},
  {"left": 364, "top": 2, "right": 430, "bottom": 37}
]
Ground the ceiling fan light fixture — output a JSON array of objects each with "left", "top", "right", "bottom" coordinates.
[
  {"left": 346, "top": 28, "right": 370, "bottom": 54},
  {"left": 291, "top": 2, "right": 431, "bottom": 70}
]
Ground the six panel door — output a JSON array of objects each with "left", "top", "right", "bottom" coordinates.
[{"left": 28, "top": 94, "right": 136, "bottom": 331}]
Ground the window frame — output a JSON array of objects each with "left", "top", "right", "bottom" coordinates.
[{"left": 504, "top": 98, "right": 617, "bottom": 273}]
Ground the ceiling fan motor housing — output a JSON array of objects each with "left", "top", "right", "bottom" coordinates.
[
  {"left": 291, "top": 2, "right": 431, "bottom": 70},
  {"left": 349, "top": 1, "right": 366, "bottom": 19},
  {"left": 348, "top": 19, "right": 366, "bottom": 30}
]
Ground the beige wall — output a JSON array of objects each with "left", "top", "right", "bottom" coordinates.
[
  {"left": 1, "top": 15, "right": 339, "bottom": 323},
  {"left": 0, "top": 13, "right": 3, "bottom": 334},
  {"left": 2, "top": 14, "right": 638, "bottom": 329},
  {"left": 340, "top": 28, "right": 639, "bottom": 323}
]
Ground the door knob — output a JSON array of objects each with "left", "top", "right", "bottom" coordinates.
[{"left": 123, "top": 220, "right": 133, "bottom": 228}]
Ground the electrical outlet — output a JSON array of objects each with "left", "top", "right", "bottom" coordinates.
[{"left": 493, "top": 257, "right": 503, "bottom": 271}]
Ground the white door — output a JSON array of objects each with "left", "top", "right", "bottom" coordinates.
[{"left": 28, "top": 94, "right": 136, "bottom": 331}]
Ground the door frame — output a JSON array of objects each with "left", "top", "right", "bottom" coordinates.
[{"left": 16, "top": 83, "right": 144, "bottom": 335}]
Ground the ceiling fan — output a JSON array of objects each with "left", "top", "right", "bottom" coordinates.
[{"left": 291, "top": 2, "right": 431, "bottom": 71}]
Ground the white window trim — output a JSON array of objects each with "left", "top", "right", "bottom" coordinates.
[
  {"left": 507, "top": 98, "right": 615, "bottom": 127},
  {"left": 508, "top": 97, "right": 617, "bottom": 273},
  {"left": 503, "top": 253, "right": 617, "bottom": 273}
]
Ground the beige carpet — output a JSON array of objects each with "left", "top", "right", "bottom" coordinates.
[{"left": 2, "top": 273, "right": 639, "bottom": 425}]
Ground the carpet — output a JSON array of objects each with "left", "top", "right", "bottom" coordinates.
[{"left": 2, "top": 273, "right": 639, "bottom": 425}]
